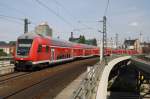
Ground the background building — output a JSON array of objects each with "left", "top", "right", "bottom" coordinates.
[
  {"left": 69, "top": 32, "right": 97, "bottom": 46},
  {"left": 35, "top": 22, "right": 53, "bottom": 37},
  {"left": 141, "top": 42, "right": 150, "bottom": 54},
  {"left": 0, "top": 41, "right": 15, "bottom": 56},
  {"left": 124, "top": 39, "right": 142, "bottom": 53},
  {"left": 107, "top": 38, "right": 116, "bottom": 49}
]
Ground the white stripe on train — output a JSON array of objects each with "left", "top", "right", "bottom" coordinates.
[{"left": 32, "top": 55, "right": 95, "bottom": 64}]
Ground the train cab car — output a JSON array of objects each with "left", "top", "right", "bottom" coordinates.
[{"left": 14, "top": 33, "right": 51, "bottom": 70}]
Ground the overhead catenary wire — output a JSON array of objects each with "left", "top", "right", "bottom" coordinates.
[
  {"left": 0, "top": 2, "right": 27, "bottom": 16},
  {"left": 104, "top": 0, "right": 110, "bottom": 16},
  {"left": 0, "top": 16, "right": 23, "bottom": 25},
  {"left": 35, "top": 0, "right": 76, "bottom": 28},
  {"left": 0, "top": 2, "right": 38, "bottom": 27},
  {"left": 0, "top": 14, "right": 23, "bottom": 21},
  {"left": 0, "top": 14, "right": 36, "bottom": 26},
  {"left": 50, "top": 0, "right": 96, "bottom": 31},
  {"left": 51, "top": 0, "right": 76, "bottom": 20}
]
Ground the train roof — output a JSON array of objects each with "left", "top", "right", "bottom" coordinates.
[
  {"left": 51, "top": 38, "right": 74, "bottom": 47},
  {"left": 50, "top": 38, "right": 98, "bottom": 49},
  {"left": 18, "top": 32, "right": 51, "bottom": 39},
  {"left": 18, "top": 32, "right": 39, "bottom": 39},
  {"left": 17, "top": 32, "right": 98, "bottom": 49},
  {"left": 80, "top": 44, "right": 98, "bottom": 49},
  {"left": 73, "top": 44, "right": 94, "bottom": 49}
]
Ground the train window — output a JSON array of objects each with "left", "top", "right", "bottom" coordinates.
[
  {"left": 18, "top": 39, "right": 33, "bottom": 44},
  {"left": 66, "top": 54, "right": 68, "bottom": 58},
  {"left": 38, "top": 45, "right": 42, "bottom": 52},
  {"left": 60, "top": 55, "right": 62, "bottom": 59},
  {"left": 67, "top": 54, "right": 69, "bottom": 58},
  {"left": 62, "top": 55, "right": 64, "bottom": 59},
  {"left": 68, "top": 54, "right": 70, "bottom": 58},
  {"left": 46, "top": 46, "right": 49, "bottom": 53},
  {"left": 67, "top": 54, "right": 68, "bottom": 58},
  {"left": 17, "top": 39, "right": 33, "bottom": 56},
  {"left": 57, "top": 56, "right": 59, "bottom": 59}
]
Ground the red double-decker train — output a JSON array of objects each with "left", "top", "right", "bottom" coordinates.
[
  {"left": 13, "top": 32, "right": 99, "bottom": 70},
  {"left": 13, "top": 32, "right": 139, "bottom": 71},
  {"left": 105, "top": 48, "right": 138, "bottom": 55}
]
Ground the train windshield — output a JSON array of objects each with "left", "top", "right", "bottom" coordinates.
[{"left": 17, "top": 39, "right": 33, "bottom": 56}]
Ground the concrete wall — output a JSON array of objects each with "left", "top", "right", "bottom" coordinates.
[{"left": 96, "top": 56, "right": 131, "bottom": 99}]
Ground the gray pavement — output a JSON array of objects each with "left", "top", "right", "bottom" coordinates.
[{"left": 54, "top": 72, "right": 86, "bottom": 99}]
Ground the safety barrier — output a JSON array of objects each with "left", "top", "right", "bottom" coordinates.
[
  {"left": 72, "top": 55, "right": 130, "bottom": 99},
  {"left": 132, "top": 54, "right": 150, "bottom": 63},
  {"left": 0, "top": 56, "right": 13, "bottom": 61},
  {"left": 0, "top": 61, "right": 14, "bottom": 75},
  {"left": 72, "top": 61, "right": 105, "bottom": 99}
]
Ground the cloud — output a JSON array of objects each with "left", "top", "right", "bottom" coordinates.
[{"left": 129, "top": 22, "right": 139, "bottom": 27}]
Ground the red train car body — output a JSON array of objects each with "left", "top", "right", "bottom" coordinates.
[
  {"left": 14, "top": 33, "right": 99, "bottom": 70},
  {"left": 105, "top": 48, "right": 138, "bottom": 56}
]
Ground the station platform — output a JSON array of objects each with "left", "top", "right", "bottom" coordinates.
[{"left": 54, "top": 72, "right": 86, "bottom": 99}]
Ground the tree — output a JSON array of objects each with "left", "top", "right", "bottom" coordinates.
[
  {"left": 93, "top": 38, "right": 97, "bottom": 46},
  {"left": 0, "top": 41, "right": 7, "bottom": 45},
  {"left": 79, "top": 35, "right": 85, "bottom": 44},
  {"left": 69, "top": 37, "right": 72, "bottom": 42},
  {"left": 9, "top": 41, "right": 16, "bottom": 46},
  {"left": 0, "top": 49, "right": 7, "bottom": 56}
]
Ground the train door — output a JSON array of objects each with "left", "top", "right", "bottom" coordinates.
[
  {"left": 83, "top": 49, "right": 85, "bottom": 56},
  {"left": 71, "top": 48, "right": 74, "bottom": 58},
  {"left": 51, "top": 48, "right": 55, "bottom": 61}
]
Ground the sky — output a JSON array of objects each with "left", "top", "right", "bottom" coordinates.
[{"left": 0, "top": 0, "right": 150, "bottom": 43}]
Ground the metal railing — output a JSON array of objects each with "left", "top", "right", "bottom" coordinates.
[
  {"left": 0, "top": 61, "right": 13, "bottom": 67},
  {"left": 72, "top": 61, "right": 105, "bottom": 99},
  {"left": 72, "top": 55, "right": 129, "bottom": 99},
  {"left": 0, "top": 56, "right": 14, "bottom": 70},
  {"left": 132, "top": 54, "right": 150, "bottom": 62},
  {"left": 0, "top": 60, "right": 14, "bottom": 75},
  {"left": 0, "top": 56, "right": 13, "bottom": 61}
]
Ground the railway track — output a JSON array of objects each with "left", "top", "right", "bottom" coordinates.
[
  {"left": 0, "top": 57, "right": 99, "bottom": 99},
  {"left": 0, "top": 72, "right": 16, "bottom": 78},
  {"left": 3, "top": 74, "right": 55, "bottom": 98},
  {"left": 0, "top": 72, "right": 31, "bottom": 84}
]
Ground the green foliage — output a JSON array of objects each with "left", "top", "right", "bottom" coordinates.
[
  {"left": 0, "top": 50, "right": 7, "bottom": 56},
  {"left": 78, "top": 35, "right": 85, "bottom": 44},
  {"left": 92, "top": 38, "right": 97, "bottom": 46},
  {"left": 69, "top": 34, "right": 97, "bottom": 46},
  {"left": 0, "top": 41, "right": 7, "bottom": 45},
  {"left": 9, "top": 41, "right": 16, "bottom": 45},
  {"left": 69, "top": 37, "right": 72, "bottom": 41}
]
